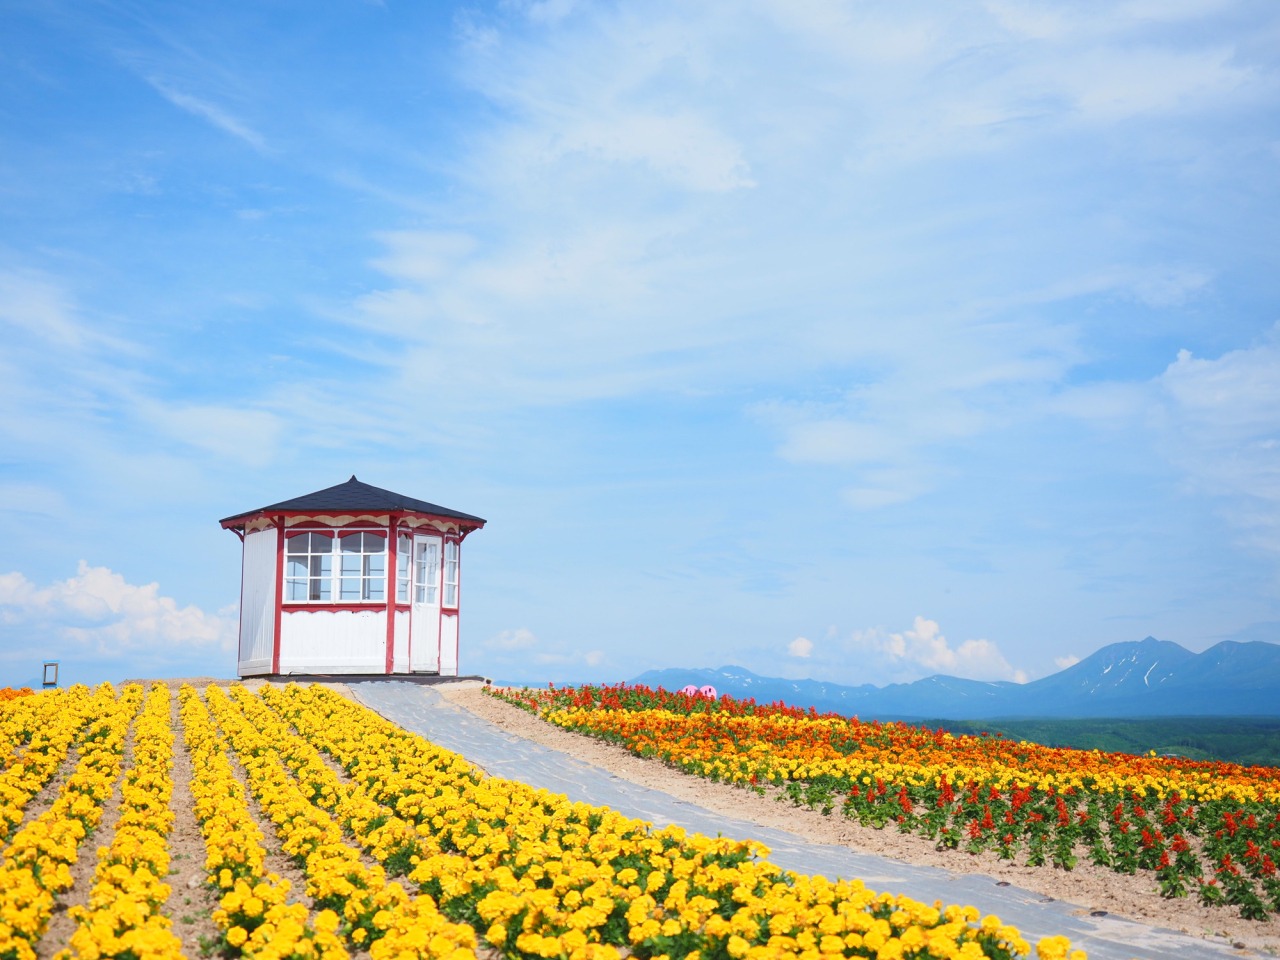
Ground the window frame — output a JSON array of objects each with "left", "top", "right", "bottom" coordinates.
[
  {"left": 282, "top": 527, "right": 389, "bottom": 606},
  {"left": 442, "top": 539, "right": 459, "bottom": 609},
  {"left": 414, "top": 538, "right": 440, "bottom": 606},
  {"left": 397, "top": 533, "right": 412, "bottom": 604}
]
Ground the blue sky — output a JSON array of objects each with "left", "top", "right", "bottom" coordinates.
[{"left": 2, "top": 0, "right": 1279, "bottom": 690}]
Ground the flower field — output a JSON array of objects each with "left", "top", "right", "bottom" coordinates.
[
  {"left": 0, "top": 680, "right": 1089, "bottom": 960},
  {"left": 489, "top": 683, "right": 1280, "bottom": 923}
]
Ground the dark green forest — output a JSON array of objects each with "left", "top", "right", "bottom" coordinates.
[{"left": 931, "top": 716, "right": 1280, "bottom": 768}]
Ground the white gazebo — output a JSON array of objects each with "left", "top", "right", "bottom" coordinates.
[{"left": 220, "top": 476, "right": 485, "bottom": 678}]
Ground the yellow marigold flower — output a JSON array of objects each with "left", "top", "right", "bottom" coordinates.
[
  {"left": 1035, "top": 936, "right": 1073, "bottom": 960},
  {"left": 314, "top": 909, "right": 340, "bottom": 935}
]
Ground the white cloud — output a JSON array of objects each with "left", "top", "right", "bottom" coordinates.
[
  {"left": 546, "top": 111, "right": 756, "bottom": 193},
  {"left": 1127, "top": 265, "right": 1212, "bottom": 308},
  {"left": 841, "top": 485, "right": 917, "bottom": 511},
  {"left": 0, "top": 563, "right": 236, "bottom": 658},
  {"left": 1050, "top": 381, "right": 1148, "bottom": 423},
  {"left": 986, "top": 0, "right": 1236, "bottom": 43},
  {"left": 0, "top": 269, "right": 138, "bottom": 361},
  {"left": 776, "top": 420, "right": 907, "bottom": 467},
  {"left": 137, "top": 401, "right": 283, "bottom": 468},
  {"left": 328, "top": 0, "right": 1271, "bottom": 478},
  {"left": 1146, "top": 333, "right": 1280, "bottom": 553},
  {"left": 847, "top": 616, "right": 1026, "bottom": 683},
  {"left": 146, "top": 78, "right": 268, "bottom": 152},
  {"left": 1056, "top": 46, "right": 1251, "bottom": 123},
  {"left": 982, "top": 1, "right": 1068, "bottom": 41},
  {"left": 369, "top": 232, "right": 480, "bottom": 285},
  {"left": 762, "top": 1, "right": 942, "bottom": 66},
  {"left": 0, "top": 483, "right": 67, "bottom": 522},
  {"left": 486, "top": 627, "right": 539, "bottom": 650},
  {"left": 1054, "top": 654, "right": 1081, "bottom": 670},
  {"left": 0, "top": 270, "right": 92, "bottom": 349},
  {"left": 518, "top": 0, "right": 581, "bottom": 25},
  {"left": 475, "top": 627, "right": 605, "bottom": 678},
  {"left": 788, "top": 636, "right": 813, "bottom": 658}
]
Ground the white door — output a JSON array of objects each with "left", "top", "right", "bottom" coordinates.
[{"left": 409, "top": 535, "right": 441, "bottom": 672}]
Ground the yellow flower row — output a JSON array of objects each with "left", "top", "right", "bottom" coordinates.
[
  {"left": 0, "top": 683, "right": 142, "bottom": 960},
  {"left": 176, "top": 684, "right": 347, "bottom": 960},
  {"left": 0, "top": 685, "right": 96, "bottom": 839},
  {"left": 57, "top": 683, "right": 184, "bottom": 960},
  {"left": 261, "top": 683, "right": 1083, "bottom": 960},
  {"left": 229, "top": 685, "right": 421, "bottom": 872},
  {"left": 0, "top": 686, "right": 47, "bottom": 773},
  {"left": 201, "top": 684, "right": 476, "bottom": 960},
  {"left": 251, "top": 685, "right": 492, "bottom": 960}
]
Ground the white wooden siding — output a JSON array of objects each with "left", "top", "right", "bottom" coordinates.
[
  {"left": 278, "top": 609, "right": 386, "bottom": 674},
  {"left": 440, "top": 613, "right": 459, "bottom": 676},
  {"left": 392, "top": 609, "right": 410, "bottom": 673}
]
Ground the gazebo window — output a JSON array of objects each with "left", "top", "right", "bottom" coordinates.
[
  {"left": 415, "top": 541, "right": 439, "bottom": 604},
  {"left": 284, "top": 530, "right": 386, "bottom": 603},
  {"left": 396, "top": 534, "right": 412, "bottom": 603},
  {"left": 339, "top": 532, "right": 386, "bottom": 601},
  {"left": 443, "top": 540, "right": 459, "bottom": 607},
  {"left": 285, "top": 532, "right": 334, "bottom": 601}
]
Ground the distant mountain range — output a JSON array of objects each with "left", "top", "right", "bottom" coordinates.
[{"left": 631, "top": 637, "right": 1280, "bottom": 719}]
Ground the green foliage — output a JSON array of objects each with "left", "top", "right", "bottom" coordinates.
[{"left": 933, "top": 717, "right": 1280, "bottom": 768}]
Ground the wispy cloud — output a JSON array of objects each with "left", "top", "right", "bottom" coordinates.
[
  {"left": 476, "top": 625, "right": 605, "bottom": 679},
  {"left": 341, "top": 0, "right": 1268, "bottom": 500},
  {"left": 145, "top": 77, "right": 268, "bottom": 151},
  {"left": 1152, "top": 330, "right": 1280, "bottom": 552}
]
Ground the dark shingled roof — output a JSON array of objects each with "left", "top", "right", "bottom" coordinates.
[{"left": 220, "top": 476, "right": 486, "bottom": 528}]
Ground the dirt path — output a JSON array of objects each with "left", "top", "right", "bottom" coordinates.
[{"left": 438, "top": 683, "right": 1280, "bottom": 956}]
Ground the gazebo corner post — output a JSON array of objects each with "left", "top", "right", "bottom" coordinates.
[
  {"left": 272, "top": 515, "right": 286, "bottom": 675},
  {"left": 384, "top": 512, "right": 401, "bottom": 674},
  {"left": 234, "top": 523, "right": 247, "bottom": 677}
]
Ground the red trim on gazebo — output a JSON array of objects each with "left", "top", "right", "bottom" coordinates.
[
  {"left": 221, "top": 510, "right": 483, "bottom": 532},
  {"left": 281, "top": 603, "right": 411, "bottom": 614},
  {"left": 384, "top": 514, "right": 400, "bottom": 673},
  {"left": 272, "top": 517, "right": 285, "bottom": 674}
]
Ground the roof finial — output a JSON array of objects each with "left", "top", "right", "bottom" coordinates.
[{"left": 349, "top": 474, "right": 358, "bottom": 481}]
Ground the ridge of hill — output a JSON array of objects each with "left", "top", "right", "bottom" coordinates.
[{"left": 631, "top": 637, "right": 1280, "bottom": 719}]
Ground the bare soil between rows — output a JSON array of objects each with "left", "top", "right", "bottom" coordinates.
[{"left": 435, "top": 683, "right": 1280, "bottom": 956}]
